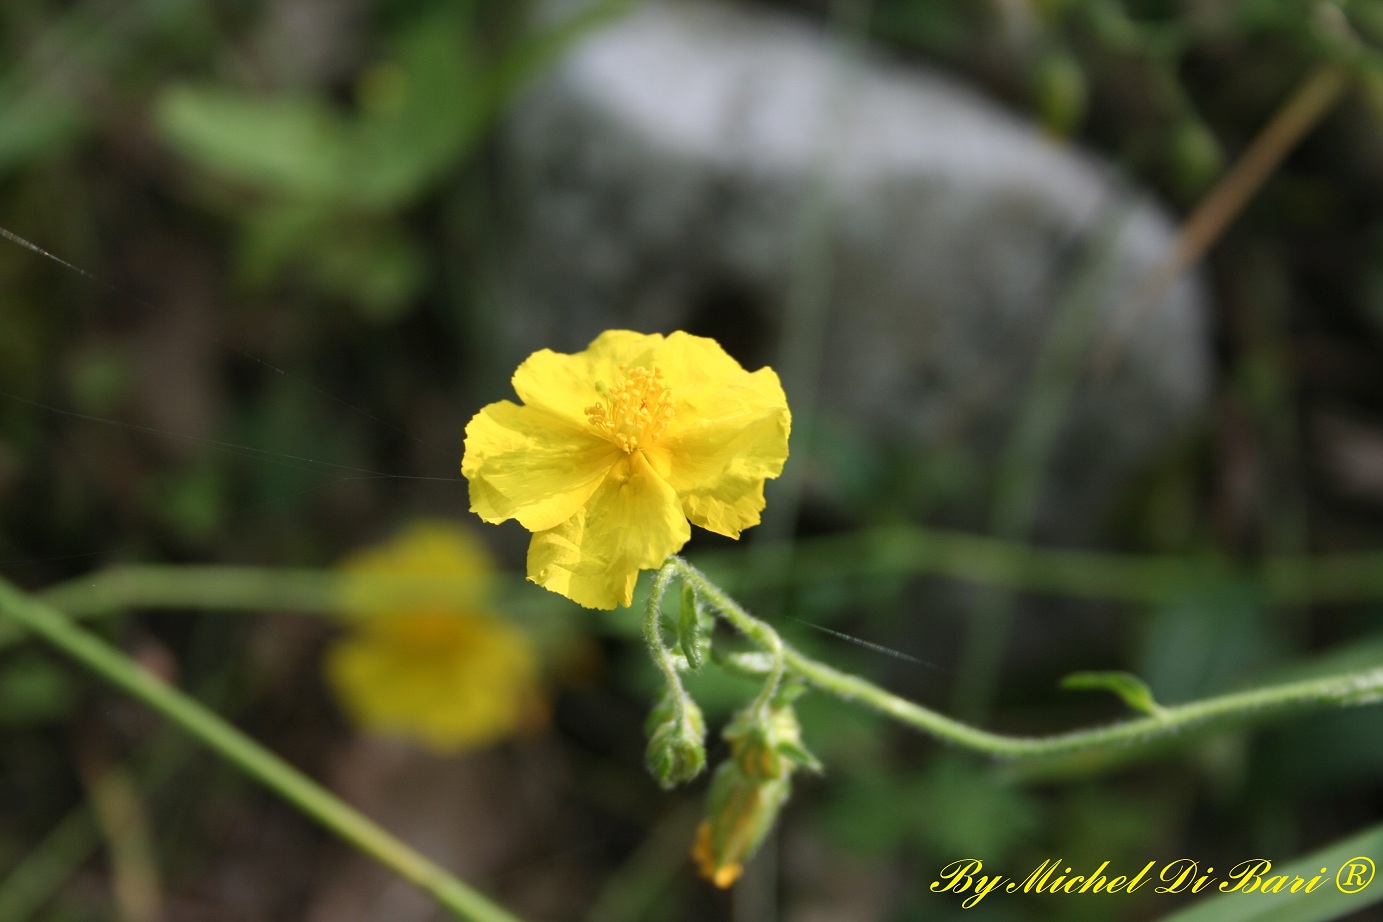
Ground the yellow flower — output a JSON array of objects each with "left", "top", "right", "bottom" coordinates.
[
  {"left": 462, "top": 330, "right": 791, "bottom": 609},
  {"left": 325, "top": 521, "right": 545, "bottom": 753}
]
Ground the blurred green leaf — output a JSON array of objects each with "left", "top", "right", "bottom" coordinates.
[
  {"left": 1061, "top": 671, "right": 1163, "bottom": 716},
  {"left": 348, "top": 10, "right": 489, "bottom": 208},
  {"left": 150, "top": 461, "right": 226, "bottom": 544},
  {"left": 152, "top": 0, "right": 636, "bottom": 318},
  {"left": 305, "top": 223, "right": 427, "bottom": 321},
  {"left": 157, "top": 87, "right": 353, "bottom": 200},
  {"left": 0, "top": 652, "right": 78, "bottom": 726},
  {"left": 236, "top": 201, "right": 334, "bottom": 286}
]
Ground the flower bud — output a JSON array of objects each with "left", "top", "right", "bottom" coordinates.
[
  {"left": 691, "top": 702, "right": 821, "bottom": 887},
  {"left": 725, "top": 700, "right": 821, "bottom": 780},
  {"left": 691, "top": 762, "right": 791, "bottom": 889},
  {"left": 645, "top": 691, "right": 707, "bottom": 789}
]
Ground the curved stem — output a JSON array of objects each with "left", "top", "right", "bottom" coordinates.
[
  {"left": 0, "top": 575, "right": 527, "bottom": 922},
  {"left": 669, "top": 559, "right": 1383, "bottom": 764},
  {"left": 642, "top": 563, "right": 693, "bottom": 711},
  {"left": 662, "top": 559, "right": 784, "bottom": 715}
]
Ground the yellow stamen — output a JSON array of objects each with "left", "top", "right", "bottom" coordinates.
[{"left": 585, "top": 365, "right": 676, "bottom": 452}]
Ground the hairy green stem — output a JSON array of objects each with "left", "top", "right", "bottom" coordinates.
[
  {"left": 643, "top": 564, "right": 695, "bottom": 713},
  {"left": 0, "top": 575, "right": 526, "bottom": 922},
  {"left": 664, "top": 559, "right": 1383, "bottom": 765},
  {"left": 646, "top": 564, "right": 785, "bottom": 718}
]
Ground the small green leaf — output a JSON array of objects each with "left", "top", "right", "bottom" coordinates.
[
  {"left": 776, "top": 738, "right": 823, "bottom": 775},
  {"left": 677, "top": 582, "right": 703, "bottom": 670},
  {"left": 1061, "top": 671, "right": 1163, "bottom": 716}
]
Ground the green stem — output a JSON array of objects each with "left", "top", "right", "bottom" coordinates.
[
  {"left": 37, "top": 566, "right": 341, "bottom": 616},
  {"left": 708, "top": 526, "right": 1383, "bottom": 605},
  {"left": 0, "top": 796, "right": 102, "bottom": 922},
  {"left": 666, "top": 559, "right": 1383, "bottom": 764},
  {"left": 0, "top": 575, "right": 526, "bottom": 922},
  {"left": 643, "top": 564, "right": 694, "bottom": 713},
  {"left": 670, "top": 561, "right": 784, "bottom": 715},
  {"left": 18, "top": 526, "right": 1383, "bottom": 652},
  {"left": 0, "top": 567, "right": 534, "bottom": 650}
]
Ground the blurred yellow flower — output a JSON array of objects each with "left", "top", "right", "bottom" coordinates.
[
  {"left": 326, "top": 521, "right": 545, "bottom": 753},
  {"left": 462, "top": 330, "right": 790, "bottom": 609}
]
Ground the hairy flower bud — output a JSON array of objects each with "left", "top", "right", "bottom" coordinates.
[
  {"left": 645, "top": 691, "right": 707, "bottom": 789},
  {"left": 692, "top": 702, "right": 821, "bottom": 887}
]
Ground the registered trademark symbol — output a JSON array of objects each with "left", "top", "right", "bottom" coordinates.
[{"left": 1335, "top": 857, "right": 1375, "bottom": 894}]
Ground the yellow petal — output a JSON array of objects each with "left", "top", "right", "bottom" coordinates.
[
  {"left": 325, "top": 612, "right": 544, "bottom": 753},
  {"left": 691, "top": 820, "right": 744, "bottom": 889},
  {"left": 526, "top": 452, "right": 691, "bottom": 609},
  {"left": 650, "top": 331, "right": 763, "bottom": 416},
  {"left": 338, "top": 520, "right": 492, "bottom": 616},
  {"left": 462, "top": 399, "right": 620, "bottom": 532},
  {"left": 660, "top": 369, "right": 791, "bottom": 538},
  {"left": 511, "top": 330, "right": 664, "bottom": 425}
]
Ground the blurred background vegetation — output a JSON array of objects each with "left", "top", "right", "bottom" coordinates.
[{"left": 2, "top": 0, "right": 1383, "bottom": 920}]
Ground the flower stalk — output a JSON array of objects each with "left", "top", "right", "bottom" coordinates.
[
  {"left": 650, "top": 557, "right": 1383, "bottom": 766},
  {"left": 650, "top": 552, "right": 1383, "bottom": 884}
]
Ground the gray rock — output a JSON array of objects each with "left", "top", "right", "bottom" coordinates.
[{"left": 496, "top": 0, "right": 1211, "bottom": 540}]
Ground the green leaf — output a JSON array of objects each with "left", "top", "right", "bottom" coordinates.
[
  {"left": 677, "top": 582, "right": 704, "bottom": 670},
  {"left": 156, "top": 86, "right": 353, "bottom": 201},
  {"left": 1154, "top": 822, "right": 1383, "bottom": 922},
  {"left": 235, "top": 202, "right": 426, "bottom": 319},
  {"left": 346, "top": 10, "right": 489, "bottom": 208},
  {"left": 304, "top": 224, "right": 427, "bottom": 322},
  {"left": 1061, "top": 671, "right": 1163, "bottom": 716},
  {"left": 0, "top": 652, "right": 78, "bottom": 726}
]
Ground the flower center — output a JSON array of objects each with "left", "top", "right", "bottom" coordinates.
[{"left": 585, "top": 365, "right": 676, "bottom": 452}]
